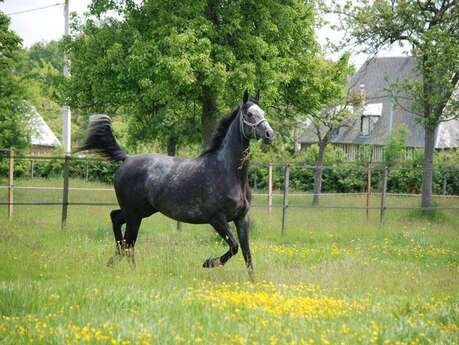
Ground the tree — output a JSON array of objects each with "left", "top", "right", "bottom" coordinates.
[
  {"left": 288, "top": 54, "right": 358, "bottom": 205},
  {"left": 0, "top": 6, "right": 30, "bottom": 149},
  {"left": 16, "top": 40, "right": 66, "bottom": 142},
  {"left": 384, "top": 125, "right": 409, "bottom": 170},
  {"left": 327, "top": 0, "right": 459, "bottom": 208},
  {"left": 65, "top": 0, "right": 319, "bottom": 152}
]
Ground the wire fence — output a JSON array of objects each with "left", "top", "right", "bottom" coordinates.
[{"left": 1, "top": 148, "right": 458, "bottom": 232}]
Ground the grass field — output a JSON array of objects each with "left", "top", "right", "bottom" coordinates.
[{"left": 0, "top": 178, "right": 458, "bottom": 344}]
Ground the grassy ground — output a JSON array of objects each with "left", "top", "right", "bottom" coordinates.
[{"left": 0, "top": 178, "right": 458, "bottom": 344}]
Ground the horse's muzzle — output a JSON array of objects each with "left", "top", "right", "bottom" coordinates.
[{"left": 261, "top": 125, "right": 274, "bottom": 144}]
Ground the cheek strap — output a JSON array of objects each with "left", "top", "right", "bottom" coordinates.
[{"left": 240, "top": 112, "right": 267, "bottom": 140}]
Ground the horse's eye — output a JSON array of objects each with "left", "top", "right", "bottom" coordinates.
[{"left": 247, "top": 112, "right": 253, "bottom": 117}]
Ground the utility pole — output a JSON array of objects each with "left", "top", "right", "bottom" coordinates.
[
  {"left": 63, "top": 0, "right": 71, "bottom": 156},
  {"left": 61, "top": 0, "right": 71, "bottom": 229}
]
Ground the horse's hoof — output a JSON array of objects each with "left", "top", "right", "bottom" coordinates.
[
  {"left": 247, "top": 269, "right": 255, "bottom": 282},
  {"left": 202, "top": 257, "right": 221, "bottom": 268},
  {"left": 106, "top": 253, "right": 123, "bottom": 267},
  {"left": 202, "top": 257, "right": 213, "bottom": 268}
]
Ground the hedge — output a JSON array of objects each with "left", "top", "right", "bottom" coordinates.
[{"left": 1, "top": 150, "right": 458, "bottom": 195}]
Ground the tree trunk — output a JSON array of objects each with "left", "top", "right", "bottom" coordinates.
[
  {"left": 201, "top": 85, "right": 218, "bottom": 148},
  {"left": 421, "top": 126, "right": 435, "bottom": 209},
  {"left": 312, "top": 141, "right": 326, "bottom": 206},
  {"left": 421, "top": 56, "right": 436, "bottom": 210},
  {"left": 167, "top": 134, "right": 177, "bottom": 157}
]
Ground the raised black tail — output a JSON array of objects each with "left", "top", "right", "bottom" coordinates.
[{"left": 76, "top": 114, "right": 127, "bottom": 161}]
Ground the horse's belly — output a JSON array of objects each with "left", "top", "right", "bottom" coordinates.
[
  {"left": 152, "top": 194, "right": 247, "bottom": 224},
  {"left": 157, "top": 206, "right": 210, "bottom": 224}
]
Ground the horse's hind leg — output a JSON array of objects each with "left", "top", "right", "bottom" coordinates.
[
  {"left": 107, "top": 209, "right": 126, "bottom": 267},
  {"left": 123, "top": 216, "right": 142, "bottom": 269},
  {"left": 203, "top": 215, "right": 238, "bottom": 268}
]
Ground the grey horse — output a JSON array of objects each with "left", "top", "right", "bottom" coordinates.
[{"left": 78, "top": 90, "right": 273, "bottom": 278}]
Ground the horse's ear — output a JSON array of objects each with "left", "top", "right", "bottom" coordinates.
[
  {"left": 255, "top": 89, "right": 260, "bottom": 102},
  {"left": 243, "top": 89, "right": 249, "bottom": 103}
]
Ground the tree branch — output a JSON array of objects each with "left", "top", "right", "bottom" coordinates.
[{"left": 435, "top": 70, "right": 459, "bottom": 118}]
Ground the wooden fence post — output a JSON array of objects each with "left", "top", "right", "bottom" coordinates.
[
  {"left": 8, "top": 148, "right": 14, "bottom": 221},
  {"left": 268, "top": 162, "right": 273, "bottom": 214},
  {"left": 61, "top": 155, "right": 70, "bottom": 230},
  {"left": 85, "top": 159, "right": 89, "bottom": 182},
  {"left": 379, "top": 166, "right": 388, "bottom": 225},
  {"left": 443, "top": 174, "right": 447, "bottom": 195},
  {"left": 366, "top": 163, "right": 372, "bottom": 221},
  {"left": 31, "top": 159, "right": 35, "bottom": 179},
  {"left": 281, "top": 163, "right": 290, "bottom": 235}
]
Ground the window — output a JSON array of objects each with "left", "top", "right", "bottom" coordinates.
[
  {"left": 360, "top": 115, "right": 380, "bottom": 136},
  {"left": 331, "top": 127, "right": 340, "bottom": 138},
  {"left": 360, "top": 103, "right": 382, "bottom": 136},
  {"left": 360, "top": 116, "right": 371, "bottom": 136}
]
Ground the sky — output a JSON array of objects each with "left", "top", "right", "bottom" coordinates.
[{"left": 1, "top": 0, "right": 409, "bottom": 68}]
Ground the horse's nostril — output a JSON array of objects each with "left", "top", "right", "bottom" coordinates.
[{"left": 265, "top": 130, "right": 272, "bottom": 139}]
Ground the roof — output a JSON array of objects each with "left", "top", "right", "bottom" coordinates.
[
  {"left": 299, "top": 56, "right": 459, "bottom": 149},
  {"left": 436, "top": 119, "right": 459, "bottom": 148},
  {"left": 28, "top": 106, "right": 61, "bottom": 147}
]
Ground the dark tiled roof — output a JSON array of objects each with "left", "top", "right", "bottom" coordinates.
[{"left": 299, "top": 56, "right": 459, "bottom": 148}]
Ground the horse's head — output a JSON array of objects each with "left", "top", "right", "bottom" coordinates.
[{"left": 240, "top": 90, "right": 274, "bottom": 144}]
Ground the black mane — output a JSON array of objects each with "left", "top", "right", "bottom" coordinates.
[
  {"left": 200, "top": 106, "right": 240, "bottom": 156},
  {"left": 199, "top": 97, "right": 259, "bottom": 157}
]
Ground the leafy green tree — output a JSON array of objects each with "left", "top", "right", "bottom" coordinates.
[
  {"left": 0, "top": 5, "right": 30, "bottom": 149},
  {"left": 288, "top": 54, "right": 358, "bottom": 205},
  {"left": 16, "top": 41, "right": 66, "bottom": 142},
  {"left": 327, "top": 0, "right": 459, "bottom": 208},
  {"left": 384, "top": 125, "right": 409, "bottom": 169},
  {"left": 65, "top": 0, "right": 319, "bottom": 153}
]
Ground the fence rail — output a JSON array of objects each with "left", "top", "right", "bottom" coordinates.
[{"left": 2, "top": 148, "right": 458, "bottom": 233}]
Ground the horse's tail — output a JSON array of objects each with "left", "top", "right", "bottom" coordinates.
[{"left": 76, "top": 114, "right": 128, "bottom": 162}]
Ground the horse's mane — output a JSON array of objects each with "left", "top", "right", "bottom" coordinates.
[{"left": 199, "top": 106, "right": 240, "bottom": 156}]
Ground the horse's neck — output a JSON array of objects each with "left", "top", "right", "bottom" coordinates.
[{"left": 217, "top": 114, "right": 250, "bottom": 174}]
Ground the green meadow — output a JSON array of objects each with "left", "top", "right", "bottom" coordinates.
[{"left": 0, "top": 178, "right": 458, "bottom": 344}]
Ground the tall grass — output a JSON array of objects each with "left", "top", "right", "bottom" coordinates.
[{"left": 0, "top": 178, "right": 457, "bottom": 344}]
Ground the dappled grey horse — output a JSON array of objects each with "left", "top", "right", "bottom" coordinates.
[{"left": 77, "top": 90, "right": 273, "bottom": 277}]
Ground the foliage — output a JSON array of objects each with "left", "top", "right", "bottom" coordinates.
[
  {"left": 332, "top": 0, "right": 459, "bottom": 127},
  {"left": 65, "top": 0, "right": 320, "bottom": 151},
  {"left": 0, "top": 8, "right": 30, "bottom": 149},
  {"left": 15, "top": 41, "right": 65, "bottom": 143},
  {"left": 4, "top": 147, "right": 458, "bottom": 195},
  {"left": 285, "top": 53, "right": 357, "bottom": 204},
  {"left": 288, "top": 54, "right": 357, "bottom": 142},
  {"left": 247, "top": 146, "right": 459, "bottom": 194},
  {"left": 325, "top": 0, "right": 459, "bottom": 207},
  {"left": 383, "top": 125, "right": 409, "bottom": 168}
]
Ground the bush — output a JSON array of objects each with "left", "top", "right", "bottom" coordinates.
[
  {"left": 247, "top": 145, "right": 459, "bottom": 194},
  {"left": 1, "top": 146, "right": 458, "bottom": 194}
]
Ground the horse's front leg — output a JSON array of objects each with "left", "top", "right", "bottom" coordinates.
[
  {"left": 203, "top": 215, "right": 238, "bottom": 268},
  {"left": 234, "top": 214, "right": 254, "bottom": 281}
]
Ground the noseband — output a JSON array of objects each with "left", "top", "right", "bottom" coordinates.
[{"left": 239, "top": 109, "right": 267, "bottom": 140}]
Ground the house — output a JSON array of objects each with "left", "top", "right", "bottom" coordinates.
[
  {"left": 298, "top": 57, "right": 459, "bottom": 160},
  {"left": 29, "top": 106, "right": 61, "bottom": 154}
]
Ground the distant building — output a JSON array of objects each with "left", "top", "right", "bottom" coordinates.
[
  {"left": 299, "top": 57, "right": 459, "bottom": 160},
  {"left": 29, "top": 107, "right": 61, "bottom": 154}
]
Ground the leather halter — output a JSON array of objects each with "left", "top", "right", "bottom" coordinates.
[{"left": 239, "top": 108, "right": 267, "bottom": 140}]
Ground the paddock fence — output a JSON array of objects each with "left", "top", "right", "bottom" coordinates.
[{"left": 1, "top": 148, "right": 459, "bottom": 233}]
